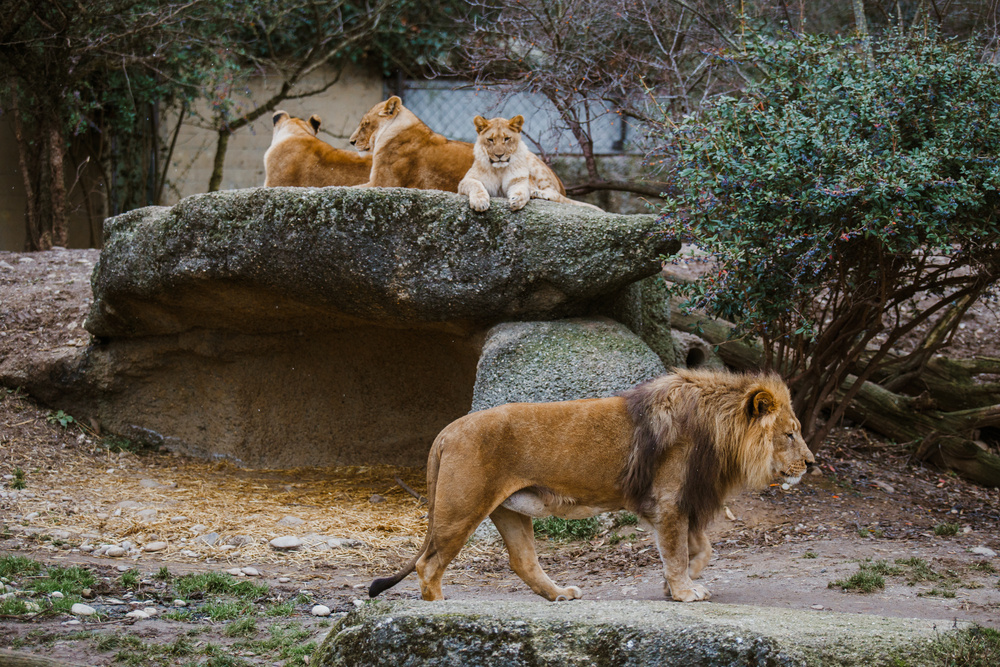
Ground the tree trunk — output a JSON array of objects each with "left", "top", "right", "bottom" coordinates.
[
  {"left": 48, "top": 121, "right": 68, "bottom": 247},
  {"left": 208, "top": 130, "right": 229, "bottom": 192}
]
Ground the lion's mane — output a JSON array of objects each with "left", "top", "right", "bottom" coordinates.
[{"left": 620, "top": 368, "right": 787, "bottom": 530}]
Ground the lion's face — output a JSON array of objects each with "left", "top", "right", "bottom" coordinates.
[
  {"left": 473, "top": 115, "right": 524, "bottom": 169},
  {"left": 768, "top": 403, "right": 814, "bottom": 485},
  {"left": 349, "top": 96, "right": 402, "bottom": 153}
]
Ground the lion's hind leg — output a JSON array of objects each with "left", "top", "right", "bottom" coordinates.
[
  {"left": 490, "top": 505, "right": 582, "bottom": 601},
  {"left": 687, "top": 528, "right": 713, "bottom": 580},
  {"left": 415, "top": 501, "right": 492, "bottom": 601}
]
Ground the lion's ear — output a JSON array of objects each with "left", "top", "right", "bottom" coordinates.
[
  {"left": 508, "top": 115, "right": 525, "bottom": 132},
  {"left": 747, "top": 389, "right": 776, "bottom": 419},
  {"left": 308, "top": 114, "right": 322, "bottom": 134},
  {"left": 272, "top": 110, "right": 289, "bottom": 127},
  {"left": 473, "top": 115, "right": 489, "bottom": 134},
  {"left": 382, "top": 96, "right": 402, "bottom": 117}
]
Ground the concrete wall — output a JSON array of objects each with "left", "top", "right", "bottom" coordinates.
[{"left": 0, "top": 64, "right": 384, "bottom": 250}]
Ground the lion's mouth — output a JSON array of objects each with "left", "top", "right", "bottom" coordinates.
[{"left": 490, "top": 158, "right": 510, "bottom": 169}]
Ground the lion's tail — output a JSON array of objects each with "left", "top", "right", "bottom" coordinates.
[{"left": 368, "top": 440, "right": 441, "bottom": 598}]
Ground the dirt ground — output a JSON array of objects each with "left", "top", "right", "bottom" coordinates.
[{"left": 2, "top": 249, "right": 1000, "bottom": 665}]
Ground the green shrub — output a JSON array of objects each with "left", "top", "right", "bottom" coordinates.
[{"left": 533, "top": 516, "right": 602, "bottom": 541}]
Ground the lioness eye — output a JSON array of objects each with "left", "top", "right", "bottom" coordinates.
[
  {"left": 786, "top": 433, "right": 794, "bottom": 439},
  {"left": 503, "top": 137, "right": 509, "bottom": 143},
  {"left": 488, "top": 138, "right": 494, "bottom": 143}
]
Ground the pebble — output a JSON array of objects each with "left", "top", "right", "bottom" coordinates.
[
  {"left": 116, "top": 565, "right": 130, "bottom": 572},
  {"left": 311, "top": 605, "right": 332, "bottom": 617},
  {"left": 144, "top": 541, "right": 168, "bottom": 552},
  {"left": 971, "top": 546, "right": 997, "bottom": 558},
  {"left": 170, "top": 516, "right": 188, "bottom": 524},
  {"left": 180, "top": 550, "right": 199, "bottom": 558},
  {"left": 71, "top": 603, "right": 96, "bottom": 616},
  {"left": 126, "top": 610, "right": 150, "bottom": 619},
  {"left": 368, "top": 494, "right": 386, "bottom": 504},
  {"left": 62, "top": 620, "right": 81, "bottom": 626},
  {"left": 241, "top": 567, "right": 260, "bottom": 577},
  {"left": 269, "top": 536, "right": 302, "bottom": 550},
  {"left": 227, "top": 568, "right": 246, "bottom": 577},
  {"left": 278, "top": 577, "right": 291, "bottom": 584},
  {"left": 51, "top": 591, "right": 64, "bottom": 599},
  {"left": 173, "top": 599, "right": 188, "bottom": 607},
  {"left": 143, "top": 607, "right": 158, "bottom": 617},
  {"left": 105, "top": 546, "right": 126, "bottom": 558},
  {"left": 194, "top": 532, "right": 220, "bottom": 546},
  {"left": 277, "top": 515, "right": 305, "bottom": 527},
  {"left": 810, "top": 604, "right": 825, "bottom": 610},
  {"left": 136, "top": 509, "right": 159, "bottom": 522}
]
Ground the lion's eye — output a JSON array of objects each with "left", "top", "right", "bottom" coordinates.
[
  {"left": 786, "top": 433, "right": 794, "bottom": 439},
  {"left": 488, "top": 138, "right": 494, "bottom": 144},
  {"left": 503, "top": 137, "right": 509, "bottom": 143}
]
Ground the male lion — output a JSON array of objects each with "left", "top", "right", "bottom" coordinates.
[
  {"left": 263, "top": 111, "right": 371, "bottom": 187},
  {"left": 458, "top": 115, "right": 602, "bottom": 212},
  {"left": 348, "top": 96, "right": 474, "bottom": 192},
  {"left": 369, "top": 368, "right": 814, "bottom": 603}
]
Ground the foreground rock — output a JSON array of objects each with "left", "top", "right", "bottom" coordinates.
[
  {"left": 315, "top": 599, "right": 964, "bottom": 667},
  {"left": 4, "top": 188, "right": 676, "bottom": 467}
]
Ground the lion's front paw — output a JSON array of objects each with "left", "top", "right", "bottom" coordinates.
[
  {"left": 670, "top": 583, "right": 711, "bottom": 602},
  {"left": 509, "top": 192, "right": 529, "bottom": 211},
  {"left": 468, "top": 192, "right": 491, "bottom": 212},
  {"left": 553, "top": 585, "right": 583, "bottom": 602}
]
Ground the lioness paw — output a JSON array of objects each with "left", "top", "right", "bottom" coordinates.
[
  {"left": 469, "top": 192, "right": 491, "bottom": 212},
  {"left": 671, "top": 584, "right": 711, "bottom": 602},
  {"left": 553, "top": 585, "right": 583, "bottom": 602},
  {"left": 509, "top": 192, "right": 529, "bottom": 211}
]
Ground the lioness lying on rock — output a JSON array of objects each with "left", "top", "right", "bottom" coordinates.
[
  {"left": 459, "top": 115, "right": 601, "bottom": 212},
  {"left": 264, "top": 111, "right": 371, "bottom": 187},
  {"left": 349, "top": 96, "right": 474, "bottom": 192},
  {"left": 370, "top": 368, "right": 814, "bottom": 602}
]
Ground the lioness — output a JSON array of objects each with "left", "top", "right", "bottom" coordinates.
[
  {"left": 264, "top": 111, "right": 371, "bottom": 187},
  {"left": 370, "top": 368, "right": 814, "bottom": 602},
  {"left": 459, "top": 115, "right": 602, "bottom": 211},
  {"left": 348, "top": 96, "right": 474, "bottom": 192}
]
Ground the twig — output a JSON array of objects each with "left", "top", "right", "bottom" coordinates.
[{"left": 394, "top": 476, "right": 427, "bottom": 505}]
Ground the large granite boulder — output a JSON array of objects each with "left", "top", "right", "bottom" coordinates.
[
  {"left": 16, "top": 188, "right": 677, "bottom": 467},
  {"left": 470, "top": 318, "right": 665, "bottom": 413},
  {"left": 314, "top": 599, "right": 965, "bottom": 666}
]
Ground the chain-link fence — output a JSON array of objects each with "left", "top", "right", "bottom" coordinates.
[{"left": 396, "top": 79, "right": 637, "bottom": 155}]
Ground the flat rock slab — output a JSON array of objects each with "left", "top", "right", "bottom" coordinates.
[
  {"left": 315, "top": 599, "right": 964, "bottom": 666},
  {"left": 87, "top": 187, "right": 678, "bottom": 337}
]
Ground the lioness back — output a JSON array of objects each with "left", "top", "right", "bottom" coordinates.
[
  {"left": 349, "top": 96, "right": 474, "bottom": 192},
  {"left": 264, "top": 111, "right": 371, "bottom": 187}
]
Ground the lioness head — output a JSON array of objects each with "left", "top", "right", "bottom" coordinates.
[
  {"left": 271, "top": 110, "right": 322, "bottom": 139},
  {"left": 745, "top": 385, "right": 814, "bottom": 485},
  {"left": 349, "top": 96, "right": 403, "bottom": 153},
  {"left": 473, "top": 115, "right": 524, "bottom": 169}
]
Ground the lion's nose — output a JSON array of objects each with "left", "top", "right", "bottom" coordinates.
[{"left": 350, "top": 139, "right": 356, "bottom": 145}]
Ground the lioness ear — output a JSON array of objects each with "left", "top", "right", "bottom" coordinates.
[
  {"left": 272, "top": 110, "right": 289, "bottom": 127},
  {"left": 509, "top": 115, "right": 525, "bottom": 132},
  {"left": 473, "top": 115, "right": 489, "bottom": 134},
  {"left": 747, "top": 389, "right": 776, "bottom": 419},
  {"left": 381, "top": 96, "right": 402, "bottom": 117},
  {"left": 308, "top": 114, "right": 322, "bottom": 134}
]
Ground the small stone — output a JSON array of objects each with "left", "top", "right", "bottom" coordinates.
[
  {"left": 311, "top": 605, "right": 332, "bottom": 617},
  {"left": 51, "top": 591, "right": 65, "bottom": 599},
  {"left": 126, "top": 610, "right": 150, "bottom": 619},
  {"left": 105, "top": 546, "right": 126, "bottom": 557},
  {"left": 971, "top": 546, "right": 997, "bottom": 558},
  {"left": 143, "top": 607, "right": 158, "bottom": 617},
  {"left": 62, "top": 620, "right": 81, "bottom": 626},
  {"left": 810, "top": 604, "right": 825, "bottom": 610},
  {"left": 277, "top": 516, "right": 305, "bottom": 527},
  {"left": 25, "top": 601, "right": 41, "bottom": 612},
  {"left": 227, "top": 568, "right": 244, "bottom": 577},
  {"left": 368, "top": 494, "right": 386, "bottom": 504},
  {"left": 241, "top": 567, "right": 260, "bottom": 577},
  {"left": 278, "top": 577, "right": 291, "bottom": 584},
  {"left": 180, "top": 550, "right": 199, "bottom": 558},
  {"left": 873, "top": 480, "right": 895, "bottom": 494},
  {"left": 194, "top": 532, "right": 220, "bottom": 546},
  {"left": 116, "top": 565, "right": 130, "bottom": 572},
  {"left": 136, "top": 509, "right": 158, "bottom": 522},
  {"left": 173, "top": 599, "right": 188, "bottom": 607},
  {"left": 81, "top": 588, "right": 94, "bottom": 599},
  {"left": 71, "top": 603, "right": 96, "bottom": 616},
  {"left": 269, "top": 536, "right": 302, "bottom": 550},
  {"left": 144, "top": 541, "right": 168, "bottom": 552},
  {"left": 169, "top": 516, "right": 188, "bottom": 524},
  {"left": 225, "top": 535, "right": 255, "bottom": 547}
]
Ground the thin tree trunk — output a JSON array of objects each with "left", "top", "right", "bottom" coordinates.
[
  {"left": 852, "top": 0, "right": 873, "bottom": 66},
  {"left": 208, "top": 130, "right": 229, "bottom": 192},
  {"left": 10, "top": 97, "right": 41, "bottom": 251},
  {"left": 48, "top": 121, "right": 68, "bottom": 247}
]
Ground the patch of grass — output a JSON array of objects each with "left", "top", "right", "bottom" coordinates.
[
  {"left": 36, "top": 565, "right": 96, "bottom": 597},
  {"left": 9, "top": 467, "right": 26, "bottom": 490},
  {"left": 161, "top": 608, "right": 192, "bottom": 622},
  {"left": 119, "top": 568, "right": 140, "bottom": 590},
  {"left": 201, "top": 600, "right": 253, "bottom": 621},
  {"left": 802, "top": 551, "right": 818, "bottom": 559},
  {"left": 0, "top": 597, "right": 31, "bottom": 615},
  {"left": 919, "top": 587, "right": 957, "bottom": 599},
  {"left": 225, "top": 616, "right": 258, "bottom": 638},
  {"left": 154, "top": 566, "right": 172, "bottom": 581},
  {"left": 94, "top": 633, "right": 197, "bottom": 666},
  {"left": 829, "top": 560, "right": 897, "bottom": 593},
  {"left": 233, "top": 623, "right": 315, "bottom": 666},
  {"left": 173, "top": 571, "right": 269, "bottom": 600},
  {"left": 970, "top": 560, "right": 997, "bottom": 574},
  {"left": 895, "top": 557, "right": 939, "bottom": 584},
  {"left": 926, "top": 626, "right": 1000, "bottom": 667},
  {"left": 533, "top": 516, "right": 602, "bottom": 541},
  {"left": 0, "top": 554, "right": 42, "bottom": 579},
  {"left": 934, "top": 523, "right": 961, "bottom": 536}
]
